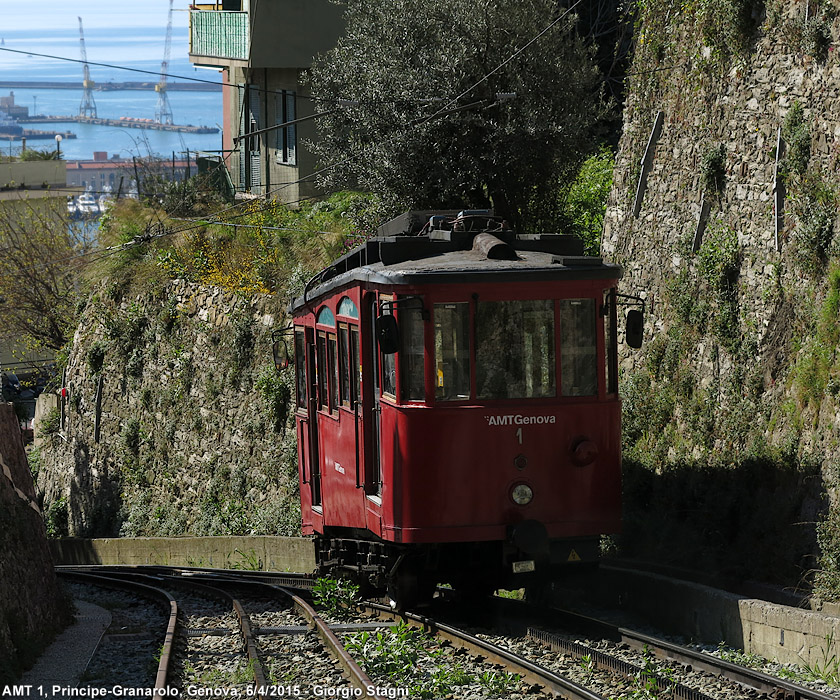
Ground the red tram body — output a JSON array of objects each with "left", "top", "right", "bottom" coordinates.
[{"left": 289, "top": 211, "right": 627, "bottom": 604}]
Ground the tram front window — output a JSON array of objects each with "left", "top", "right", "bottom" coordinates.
[
  {"left": 476, "top": 299, "right": 555, "bottom": 399},
  {"left": 434, "top": 303, "right": 470, "bottom": 401},
  {"left": 559, "top": 298, "right": 597, "bottom": 396}
]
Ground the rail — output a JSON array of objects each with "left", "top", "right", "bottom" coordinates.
[
  {"left": 365, "top": 601, "right": 608, "bottom": 700},
  {"left": 490, "top": 596, "right": 840, "bottom": 700},
  {"left": 56, "top": 569, "right": 179, "bottom": 690}
]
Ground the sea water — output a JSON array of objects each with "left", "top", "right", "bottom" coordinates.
[{"left": 0, "top": 24, "right": 224, "bottom": 160}]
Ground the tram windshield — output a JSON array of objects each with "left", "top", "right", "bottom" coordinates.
[{"left": 476, "top": 300, "right": 555, "bottom": 399}]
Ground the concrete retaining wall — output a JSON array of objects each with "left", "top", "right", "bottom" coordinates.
[
  {"left": 592, "top": 565, "right": 840, "bottom": 667},
  {"left": 33, "top": 393, "right": 58, "bottom": 448},
  {"left": 0, "top": 160, "right": 66, "bottom": 188},
  {"left": 50, "top": 535, "right": 316, "bottom": 573}
]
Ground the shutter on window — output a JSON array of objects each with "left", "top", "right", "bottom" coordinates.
[
  {"left": 248, "top": 85, "right": 261, "bottom": 190},
  {"left": 275, "top": 93, "right": 284, "bottom": 153},
  {"left": 238, "top": 85, "right": 246, "bottom": 191},
  {"left": 286, "top": 91, "right": 296, "bottom": 166}
]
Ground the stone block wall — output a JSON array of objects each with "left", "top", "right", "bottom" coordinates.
[
  {"left": 0, "top": 403, "right": 69, "bottom": 683},
  {"left": 598, "top": 1, "right": 840, "bottom": 588},
  {"left": 37, "top": 278, "right": 299, "bottom": 540},
  {"left": 604, "top": 3, "right": 840, "bottom": 378}
]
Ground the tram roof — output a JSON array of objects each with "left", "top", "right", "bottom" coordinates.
[{"left": 289, "top": 233, "right": 622, "bottom": 313}]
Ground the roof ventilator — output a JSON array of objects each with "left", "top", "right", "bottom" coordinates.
[{"left": 472, "top": 232, "right": 519, "bottom": 260}]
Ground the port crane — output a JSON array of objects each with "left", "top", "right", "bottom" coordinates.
[
  {"left": 155, "top": 0, "right": 175, "bottom": 125},
  {"left": 78, "top": 17, "right": 97, "bottom": 119}
]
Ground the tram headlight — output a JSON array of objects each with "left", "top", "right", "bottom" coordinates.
[{"left": 510, "top": 483, "right": 534, "bottom": 506}]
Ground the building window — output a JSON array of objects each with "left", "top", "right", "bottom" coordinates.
[{"left": 275, "top": 90, "right": 296, "bottom": 166}]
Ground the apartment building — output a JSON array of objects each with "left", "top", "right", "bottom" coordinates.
[{"left": 188, "top": 1, "right": 345, "bottom": 203}]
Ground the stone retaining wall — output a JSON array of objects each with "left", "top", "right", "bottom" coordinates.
[
  {"left": 37, "top": 278, "right": 296, "bottom": 539},
  {"left": 0, "top": 403, "right": 69, "bottom": 683}
]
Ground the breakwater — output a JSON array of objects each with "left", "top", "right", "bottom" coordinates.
[{"left": 22, "top": 115, "right": 218, "bottom": 134}]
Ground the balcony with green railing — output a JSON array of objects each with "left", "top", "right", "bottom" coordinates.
[{"left": 189, "top": 10, "right": 249, "bottom": 63}]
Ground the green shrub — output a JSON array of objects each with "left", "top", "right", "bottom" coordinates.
[
  {"left": 701, "top": 143, "right": 727, "bottom": 194},
  {"left": 27, "top": 446, "right": 42, "bottom": 480},
  {"left": 312, "top": 577, "right": 360, "bottom": 620},
  {"left": 20, "top": 148, "right": 60, "bottom": 161},
  {"left": 782, "top": 101, "right": 811, "bottom": 178},
  {"left": 698, "top": 0, "right": 765, "bottom": 56},
  {"left": 255, "top": 367, "right": 292, "bottom": 433},
  {"left": 140, "top": 386, "right": 154, "bottom": 411},
  {"left": 86, "top": 341, "right": 107, "bottom": 374},
  {"left": 39, "top": 407, "right": 60, "bottom": 437},
  {"left": 792, "top": 266, "right": 840, "bottom": 408},
  {"left": 228, "top": 309, "right": 254, "bottom": 380},
  {"left": 45, "top": 496, "right": 69, "bottom": 537},
  {"left": 560, "top": 146, "right": 615, "bottom": 255},
  {"left": 803, "top": 15, "right": 832, "bottom": 62},
  {"left": 126, "top": 347, "right": 144, "bottom": 379},
  {"left": 698, "top": 223, "right": 740, "bottom": 292},
  {"left": 770, "top": 1, "right": 834, "bottom": 62},
  {"left": 344, "top": 622, "right": 424, "bottom": 679},
  {"left": 121, "top": 417, "right": 142, "bottom": 457},
  {"left": 792, "top": 174, "right": 836, "bottom": 273},
  {"left": 816, "top": 503, "right": 840, "bottom": 601}
]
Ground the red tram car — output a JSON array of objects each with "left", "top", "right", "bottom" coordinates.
[{"left": 287, "top": 210, "right": 640, "bottom": 605}]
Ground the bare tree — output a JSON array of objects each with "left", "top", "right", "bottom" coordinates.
[{"left": 0, "top": 195, "right": 92, "bottom": 351}]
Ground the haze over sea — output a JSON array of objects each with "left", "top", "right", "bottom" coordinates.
[{"left": 0, "top": 1, "right": 223, "bottom": 161}]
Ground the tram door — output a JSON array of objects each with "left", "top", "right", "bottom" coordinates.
[
  {"left": 305, "top": 328, "right": 322, "bottom": 507},
  {"left": 366, "top": 295, "right": 383, "bottom": 496}
]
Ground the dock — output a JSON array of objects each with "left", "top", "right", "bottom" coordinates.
[
  {"left": 0, "top": 129, "right": 76, "bottom": 141},
  {"left": 20, "top": 116, "right": 219, "bottom": 134}
]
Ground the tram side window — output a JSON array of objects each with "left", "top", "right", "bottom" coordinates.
[
  {"left": 294, "top": 331, "right": 306, "bottom": 409},
  {"left": 338, "top": 325, "right": 351, "bottom": 407},
  {"left": 400, "top": 305, "right": 425, "bottom": 402},
  {"left": 476, "top": 300, "right": 555, "bottom": 399},
  {"left": 559, "top": 299, "right": 597, "bottom": 396},
  {"left": 316, "top": 332, "right": 328, "bottom": 409},
  {"left": 434, "top": 303, "right": 471, "bottom": 401},
  {"left": 327, "top": 334, "right": 339, "bottom": 411},
  {"left": 381, "top": 344, "right": 396, "bottom": 397},
  {"left": 350, "top": 327, "right": 361, "bottom": 406}
]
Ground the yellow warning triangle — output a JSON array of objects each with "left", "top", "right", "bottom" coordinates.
[{"left": 567, "top": 549, "right": 581, "bottom": 562}]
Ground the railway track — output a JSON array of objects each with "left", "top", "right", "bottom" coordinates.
[
  {"left": 486, "top": 596, "right": 840, "bottom": 700},
  {"left": 54, "top": 567, "right": 840, "bottom": 700},
  {"left": 410, "top": 594, "right": 840, "bottom": 700},
  {"left": 58, "top": 568, "right": 394, "bottom": 698}
]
